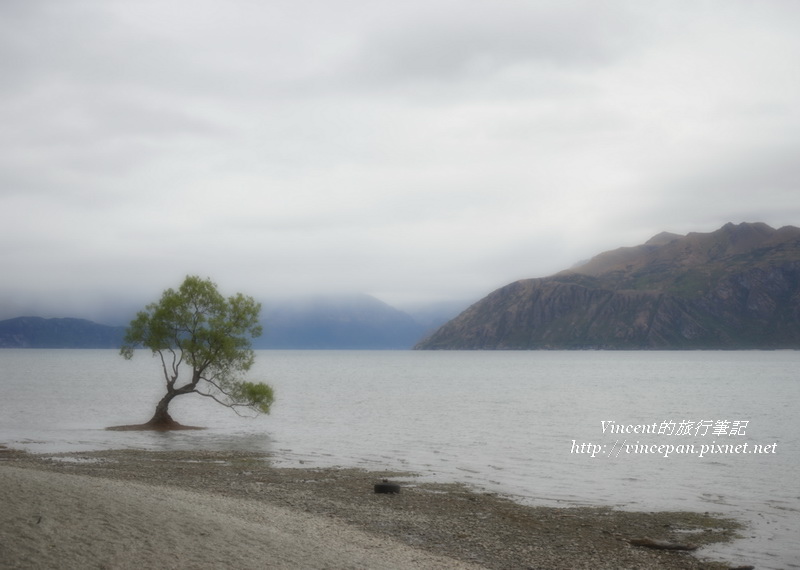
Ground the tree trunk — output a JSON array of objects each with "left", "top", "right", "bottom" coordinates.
[
  {"left": 106, "top": 388, "right": 204, "bottom": 431},
  {"left": 146, "top": 391, "right": 179, "bottom": 428}
]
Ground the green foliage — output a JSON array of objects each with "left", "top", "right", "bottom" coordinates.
[
  {"left": 120, "top": 275, "right": 274, "bottom": 417},
  {"left": 236, "top": 382, "right": 275, "bottom": 414}
]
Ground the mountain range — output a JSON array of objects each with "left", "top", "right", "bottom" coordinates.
[
  {"left": 0, "top": 295, "right": 466, "bottom": 350},
  {"left": 4, "top": 222, "right": 800, "bottom": 350},
  {"left": 416, "top": 222, "right": 800, "bottom": 349},
  {"left": 0, "top": 317, "right": 126, "bottom": 348}
]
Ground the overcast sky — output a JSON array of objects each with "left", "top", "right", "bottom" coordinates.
[{"left": 2, "top": 0, "right": 799, "bottom": 322}]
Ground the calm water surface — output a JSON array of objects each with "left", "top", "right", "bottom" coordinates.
[{"left": 1, "top": 349, "right": 798, "bottom": 569}]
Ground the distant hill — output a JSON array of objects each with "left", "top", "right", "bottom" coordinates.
[
  {"left": 0, "top": 294, "right": 451, "bottom": 350},
  {"left": 255, "top": 293, "right": 427, "bottom": 349},
  {"left": 0, "top": 317, "right": 126, "bottom": 348},
  {"left": 416, "top": 222, "right": 800, "bottom": 349}
]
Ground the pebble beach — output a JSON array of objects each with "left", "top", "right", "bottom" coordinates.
[{"left": 0, "top": 447, "right": 754, "bottom": 569}]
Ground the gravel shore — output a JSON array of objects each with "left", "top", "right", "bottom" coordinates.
[{"left": 1, "top": 448, "right": 751, "bottom": 569}]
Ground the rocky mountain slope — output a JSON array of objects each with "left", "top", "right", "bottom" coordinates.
[{"left": 416, "top": 222, "right": 800, "bottom": 349}]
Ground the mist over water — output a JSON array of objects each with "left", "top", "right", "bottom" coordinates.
[{"left": 2, "top": 349, "right": 798, "bottom": 569}]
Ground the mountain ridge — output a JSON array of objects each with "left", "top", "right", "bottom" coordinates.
[{"left": 415, "top": 222, "right": 800, "bottom": 350}]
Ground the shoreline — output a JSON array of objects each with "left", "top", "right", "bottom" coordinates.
[{"left": 1, "top": 448, "right": 751, "bottom": 569}]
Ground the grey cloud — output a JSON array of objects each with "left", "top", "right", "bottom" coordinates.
[
  {"left": 344, "top": 2, "right": 645, "bottom": 91},
  {"left": 2, "top": 0, "right": 800, "bottom": 320},
  {"left": 639, "top": 141, "right": 800, "bottom": 231}
]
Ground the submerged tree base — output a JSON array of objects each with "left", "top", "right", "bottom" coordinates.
[
  {"left": 107, "top": 409, "right": 205, "bottom": 432},
  {"left": 106, "top": 418, "right": 205, "bottom": 432}
]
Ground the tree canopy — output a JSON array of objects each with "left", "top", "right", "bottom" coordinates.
[{"left": 119, "top": 275, "right": 274, "bottom": 429}]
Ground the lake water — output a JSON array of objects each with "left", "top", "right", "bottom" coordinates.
[{"left": 1, "top": 349, "right": 798, "bottom": 569}]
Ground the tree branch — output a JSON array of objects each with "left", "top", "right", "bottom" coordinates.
[
  {"left": 157, "top": 350, "right": 171, "bottom": 387},
  {"left": 194, "top": 390, "right": 256, "bottom": 417}
]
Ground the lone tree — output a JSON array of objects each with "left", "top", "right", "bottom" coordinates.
[{"left": 119, "top": 275, "right": 274, "bottom": 429}]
